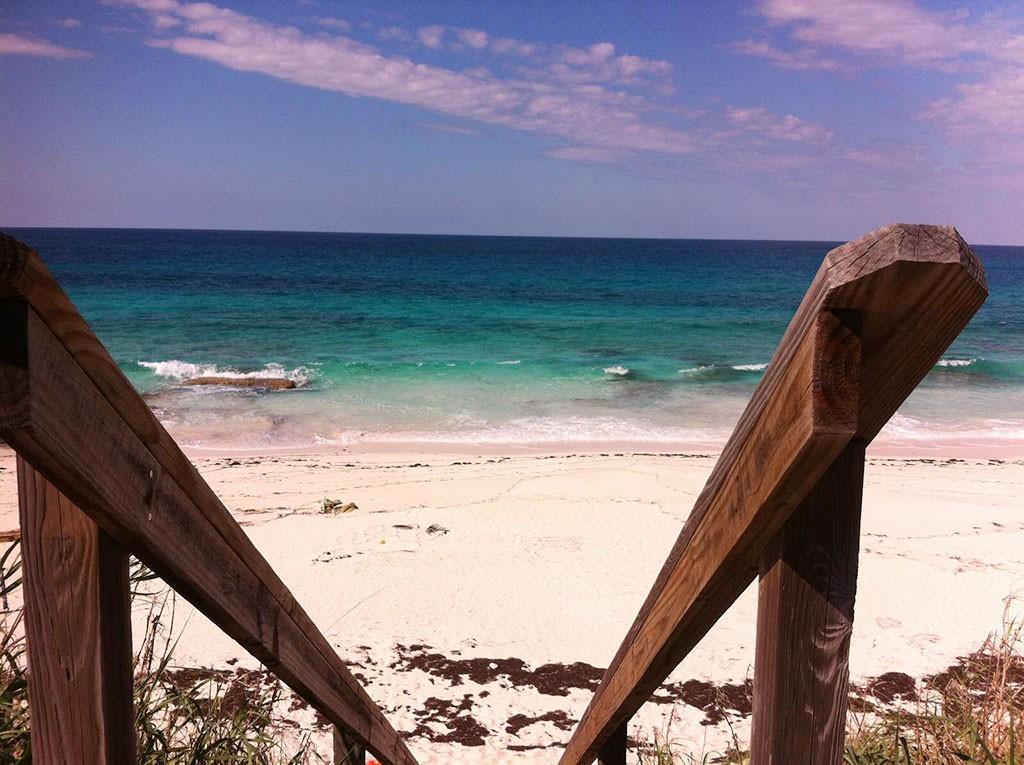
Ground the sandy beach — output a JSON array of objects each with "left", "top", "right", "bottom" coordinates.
[{"left": 1, "top": 444, "right": 1021, "bottom": 762}]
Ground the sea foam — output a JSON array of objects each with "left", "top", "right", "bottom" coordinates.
[
  {"left": 139, "top": 360, "right": 315, "bottom": 386},
  {"left": 603, "top": 365, "right": 631, "bottom": 376}
]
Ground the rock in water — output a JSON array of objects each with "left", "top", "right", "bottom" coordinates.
[{"left": 182, "top": 376, "right": 296, "bottom": 390}]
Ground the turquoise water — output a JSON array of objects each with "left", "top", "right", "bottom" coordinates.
[{"left": 8, "top": 228, "right": 1023, "bottom": 450}]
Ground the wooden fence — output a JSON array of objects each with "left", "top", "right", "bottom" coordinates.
[{"left": 0, "top": 223, "right": 987, "bottom": 764}]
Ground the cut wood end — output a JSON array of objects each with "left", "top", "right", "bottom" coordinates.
[{"left": 824, "top": 223, "right": 987, "bottom": 295}]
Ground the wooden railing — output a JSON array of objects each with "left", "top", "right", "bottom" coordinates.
[
  {"left": 560, "top": 223, "right": 988, "bottom": 764},
  {"left": 0, "top": 231, "right": 414, "bottom": 764},
  {"left": 0, "top": 223, "right": 987, "bottom": 764}
]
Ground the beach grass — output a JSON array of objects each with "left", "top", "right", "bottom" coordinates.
[
  {"left": 0, "top": 540, "right": 325, "bottom": 764},
  {"left": 637, "top": 602, "right": 1023, "bottom": 764}
]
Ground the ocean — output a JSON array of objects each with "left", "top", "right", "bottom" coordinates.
[{"left": 7, "top": 228, "right": 1023, "bottom": 452}]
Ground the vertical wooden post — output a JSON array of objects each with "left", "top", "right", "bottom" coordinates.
[
  {"left": 18, "top": 456, "right": 136, "bottom": 764},
  {"left": 597, "top": 722, "right": 627, "bottom": 765},
  {"left": 750, "top": 441, "right": 866, "bottom": 765},
  {"left": 334, "top": 726, "right": 366, "bottom": 764}
]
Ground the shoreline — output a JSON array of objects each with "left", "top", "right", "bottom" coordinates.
[{"left": 173, "top": 437, "right": 1024, "bottom": 462}]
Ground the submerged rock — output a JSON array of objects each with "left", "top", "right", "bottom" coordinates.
[{"left": 182, "top": 376, "right": 296, "bottom": 390}]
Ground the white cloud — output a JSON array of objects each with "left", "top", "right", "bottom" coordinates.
[
  {"left": 563, "top": 42, "right": 616, "bottom": 67},
  {"left": 153, "top": 14, "right": 181, "bottom": 29},
  {"left": 758, "top": 0, "right": 979, "bottom": 65},
  {"left": 421, "top": 122, "right": 478, "bottom": 135},
  {"left": 417, "top": 25, "right": 445, "bottom": 50},
  {"left": 725, "top": 106, "right": 832, "bottom": 143},
  {"left": 455, "top": 27, "right": 488, "bottom": 50},
  {"left": 120, "top": 1, "right": 698, "bottom": 158},
  {"left": 545, "top": 146, "right": 628, "bottom": 164},
  {"left": 378, "top": 26, "right": 411, "bottom": 42},
  {"left": 490, "top": 36, "right": 539, "bottom": 58},
  {"left": 55, "top": 18, "right": 82, "bottom": 29},
  {"left": 317, "top": 17, "right": 351, "bottom": 32},
  {"left": 728, "top": 39, "right": 839, "bottom": 71},
  {"left": 0, "top": 32, "right": 92, "bottom": 59},
  {"left": 543, "top": 42, "right": 673, "bottom": 87},
  {"left": 737, "top": 0, "right": 1024, "bottom": 179}
]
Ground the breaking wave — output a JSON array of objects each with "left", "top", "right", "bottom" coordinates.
[{"left": 138, "top": 360, "right": 315, "bottom": 387}]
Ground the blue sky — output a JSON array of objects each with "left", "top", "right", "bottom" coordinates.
[{"left": 2, "top": 0, "right": 1022, "bottom": 243}]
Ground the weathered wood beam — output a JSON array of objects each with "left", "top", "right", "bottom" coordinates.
[
  {"left": 750, "top": 441, "right": 866, "bottom": 764},
  {"left": 0, "top": 231, "right": 419, "bottom": 765},
  {"left": 19, "top": 457, "right": 136, "bottom": 764},
  {"left": 559, "top": 224, "right": 987, "bottom": 765}
]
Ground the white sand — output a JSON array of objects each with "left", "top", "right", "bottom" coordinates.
[{"left": 0, "top": 447, "right": 1021, "bottom": 763}]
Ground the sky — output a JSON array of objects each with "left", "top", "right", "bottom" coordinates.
[{"left": 1, "top": 1, "right": 1022, "bottom": 244}]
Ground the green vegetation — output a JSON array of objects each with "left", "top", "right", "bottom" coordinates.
[
  {"left": 637, "top": 604, "right": 1023, "bottom": 764},
  {"left": 0, "top": 540, "right": 325, "bottom": 764}
]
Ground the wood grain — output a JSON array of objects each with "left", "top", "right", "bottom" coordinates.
[
  {"left": 18, "top": 457, "right": 136, "bottom": 764},
  {"left": 750, "top": 442, "right": 866, "bottom": 765},
  {"left": 0, "top": 230, "right": 419, "bottom": 765},
  {"left": 558, "top": 224, "right": 987, "bottom": 765}
]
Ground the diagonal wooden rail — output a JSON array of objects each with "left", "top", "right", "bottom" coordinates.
[
  {"left": 562, "top": 223, "right": 987, "bottom": 765},
  {"left": 0, "top": 232, "right": 418, "bottom": 765}
]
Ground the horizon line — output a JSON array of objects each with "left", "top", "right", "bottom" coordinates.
[{"left": 2, "top": 224, "right": 1017, "bottom": 249}]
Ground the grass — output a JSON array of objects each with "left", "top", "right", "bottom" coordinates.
[
  {"left": 0, "top": 540, "right": 327, "bottom": 764},
  {"left": 637, "top": 600, "right": 1023, "bottom": 765},
  {"left": 843, "top": 605, "right": 1022, "bottom": 764},
  {"left": 634, "top": 598, "right": 1019, "bottom": 765}
]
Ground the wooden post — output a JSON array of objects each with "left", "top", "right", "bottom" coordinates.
[
  {"left": 596, "top": 722, "right": 627, "bottom": 765},
  {"left": 18, "top": 456, "right": 136, "bottom": 764},
  {"left": 334, "top": 725, "right": 366, "bottom": 764},
  {"left": 750, "top": 441, "right": 866, "bottom": 765}
]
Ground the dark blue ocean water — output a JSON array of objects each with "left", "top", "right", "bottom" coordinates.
[{"left": 7, "top": 228, "right": 1023, "bottom": 450}]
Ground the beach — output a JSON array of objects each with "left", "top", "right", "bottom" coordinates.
[
  {"left": 2, "top": 444, "right": 1020, "bottom": 762},
  {"left": 1, "top": 228, "right": 1020, "bottom": 761}
]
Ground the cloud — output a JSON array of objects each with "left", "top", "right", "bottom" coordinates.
[
  {"left": 454, "top": 27, "right": 488, "bottom": 50},
  {"left": 544, "top": 146, "right": 628, "bottom": 164},
  {"left": 728, "top": 39, "right": 839, "bottom": 71},
  {"left": 410, "top": 25, "right": 668, "bottom": 87},
  {"left": 121, "top": 1, "right": 698, "bottom": 158},
  {"left": 753, "top": 0, "right": 983, "bottom": 66},
  {"left": 378, "top": 26, "right": 411, "bottom": 42},
  {"left": 421, "top": 122, "right": 478, "bottom": 135},
  {"left": 153, "top": 14, "right": 181, "bottom": 29},
  {"left": 0, "top": 32, "right": 92, "bottom": 59},
  {"left": 537, "top": 42, "right": 673, "bottom": 89},
  {"left": 55, "top": 18, "right": 82, "bottom": 29},
  {"left": 489, "top": 36, "right": 539, "bottom": 58},
  {"left": 736, "top": 0, "right": 1024, "bottom": 180},
  {"left": 317, "top": 17, "right": 351, "bottom": 31},
  {"left": 724, "top": 107, "right": 832, "bottom": 143},
  {"left": 417, "top": 25, "right": 445, "bottom": 50}
]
